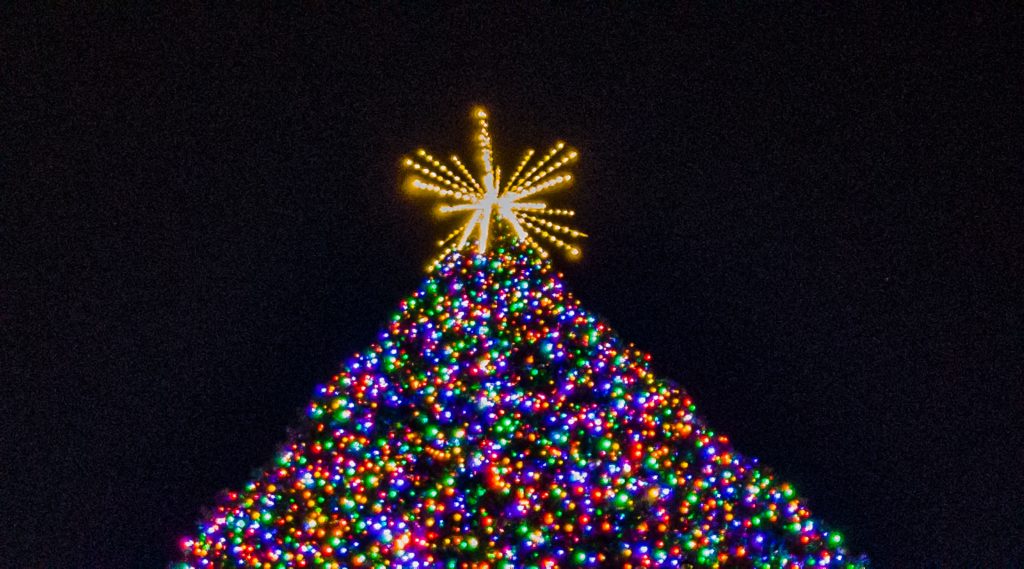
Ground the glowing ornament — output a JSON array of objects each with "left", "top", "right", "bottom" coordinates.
[{"left": 404, "top": 107, "right": 585, "bottom": 268}]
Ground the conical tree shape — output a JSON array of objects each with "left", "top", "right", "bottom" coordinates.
[{"left": 179, "top": 239, "right": 868, "bottom": 568}]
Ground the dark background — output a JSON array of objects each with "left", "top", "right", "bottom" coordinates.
[{"left": 4, "top": 5, "right": 1022, "bottom": 568}]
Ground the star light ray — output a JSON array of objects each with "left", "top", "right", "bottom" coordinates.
[{"left": 404, "top": 108, "right": 585, "bottom": 263}]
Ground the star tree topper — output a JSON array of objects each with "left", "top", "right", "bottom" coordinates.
[{"left": 404, "top": 108, "right": 586, "bottom": 268}]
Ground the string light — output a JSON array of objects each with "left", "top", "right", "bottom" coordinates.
[
  {"left": 404, "top": 107, "right": 585, "bottom": 260},
  {"left": 178, "top": 237, "right": 868, "bottom": 568}
]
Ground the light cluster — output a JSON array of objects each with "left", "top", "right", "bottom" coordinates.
[
  {"left": 179, "top": 238, "right": 867, "bottom": 568},
  {"left": 404, "top": 108, "right": 586, "bottom": 268}
]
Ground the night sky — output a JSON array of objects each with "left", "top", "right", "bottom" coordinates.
[{"left": 5, "top": 5, "right": 1022, "bottom": 568}]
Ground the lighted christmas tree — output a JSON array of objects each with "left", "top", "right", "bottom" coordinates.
[{"left": 178, "top": 109, "right": 868, "bottom": 568}]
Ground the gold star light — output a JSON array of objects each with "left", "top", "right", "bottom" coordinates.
[{"left": 403, "top": 107, "right": 586, "bottom": 268}]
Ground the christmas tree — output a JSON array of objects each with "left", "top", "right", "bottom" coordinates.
[{"left": 178, "top": 109, "right": 868, "bottom": 568}]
